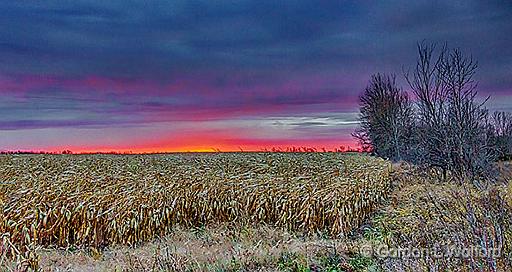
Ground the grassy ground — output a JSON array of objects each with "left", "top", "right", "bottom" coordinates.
[
  {"left": 36, "top": 224, "right": 356, "bottom": 271},
  {"left": 368, "top": 163, "right": 512, "bottom": 271}
]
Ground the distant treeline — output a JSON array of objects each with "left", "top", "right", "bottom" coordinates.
[
  {"left": 0, "top": 150, "right": 63, "bottom": 155},
  {"left": 0, "top": 150, "right": 131, "bottom": 155},
  {"left": 353, "top": 41, "right": 512, "bottom": 181},
  {"left": 0, "top": 146, "right": 361, "bottom": 155},
  {"left": 260, "top": 146, "right": 360, "bottom": 153}
]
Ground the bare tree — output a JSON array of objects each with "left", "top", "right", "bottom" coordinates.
[
  {"left": 353, "top": 42, "right": 508, "bottom": 181},
  {"left": 405, "top": 42, "right": 494, "bottom": 181},
  {"left": 490, "top": 111, "right": 512, "bottom": 159},
  {"left": 353, "top": 73, "right": 413, "bottom": 161},
  {"left": 404, "top": 43, "right": 450, "bottom": 178}
]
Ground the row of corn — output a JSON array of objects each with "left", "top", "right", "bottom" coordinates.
[{"left": 0, "top": 153, "right": 392, "bottom": 267}]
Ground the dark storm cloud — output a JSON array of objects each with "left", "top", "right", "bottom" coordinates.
[
  {"left": 0, "top": 0, "right": 511, "bottom": 142},
  {"left": 1, "top": 1, "right": 510, "bottom": 80},
  {"left": 0, "top": 0, "right": 360, "bottom": 77}
]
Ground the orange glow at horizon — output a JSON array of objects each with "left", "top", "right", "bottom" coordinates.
[
  {"left": 47, "top": 144, "right": 359, "bottom": 154},
  {"left": 28, "top": 139, "right": 359, "bottom": 154},
  {"left": 0, "top": 120, "right": 359, "bottom": 154}
]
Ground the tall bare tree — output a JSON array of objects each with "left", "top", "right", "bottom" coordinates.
[
  {"left": 404, "top": 43, "right": 450, "bottom": 172},
  {"left": 405, "top": 42, "right": 494, "bottom": 181},
  {"left": 353, "top": 73, "right": 413, "bottom": 161}
]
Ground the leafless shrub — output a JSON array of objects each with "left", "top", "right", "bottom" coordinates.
[{"left": 490, "top": 111, "right": 512, "bottom": 160}]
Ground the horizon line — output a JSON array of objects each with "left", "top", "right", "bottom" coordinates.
[{"left": 0, "top": 146, "right": 362, "bottom": 155}]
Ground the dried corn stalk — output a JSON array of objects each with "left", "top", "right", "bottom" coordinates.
[{"left": 0, "top": 153, "right": 392, "bottom": 261}]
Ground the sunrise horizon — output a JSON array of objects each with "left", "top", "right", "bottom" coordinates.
[{"left": 0, "top": 141, "right": 360, "bottom": 154}]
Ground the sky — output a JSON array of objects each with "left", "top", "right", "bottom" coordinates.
[{"left": 0, "top": 1, "right": 511, "bottom": 152}]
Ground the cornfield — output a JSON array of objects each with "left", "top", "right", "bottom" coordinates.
[{"left": 0, "top": 153, "right": 392, "bottom": 269}]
